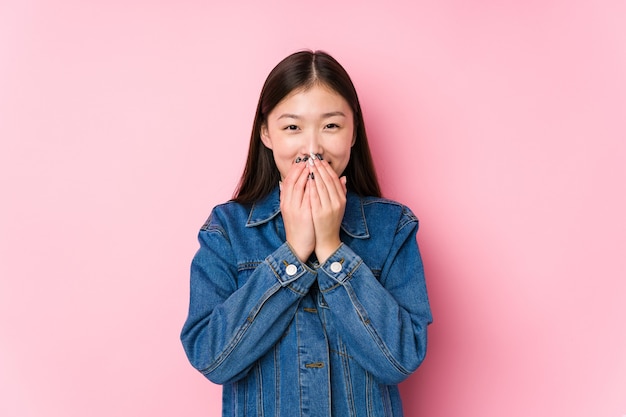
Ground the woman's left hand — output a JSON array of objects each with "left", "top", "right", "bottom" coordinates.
[{"left": 308, "top": 155, "right": 347, "bottom": 263}]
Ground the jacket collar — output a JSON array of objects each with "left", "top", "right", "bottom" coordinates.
[{"left": 246, "top": 186, "right": 369, "bottom": 239}]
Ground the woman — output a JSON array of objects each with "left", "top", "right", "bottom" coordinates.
[{"left": 181, "top": 50, "right": 432, "bottom": 416}]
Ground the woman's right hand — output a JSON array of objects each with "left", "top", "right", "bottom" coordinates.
[{"left": 280, "top": 159, "right": 315, "bottom": 262}]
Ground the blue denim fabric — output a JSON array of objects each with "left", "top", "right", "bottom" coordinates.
[{"left": 181, "top": 186, "right": 432, "bottom": 417}]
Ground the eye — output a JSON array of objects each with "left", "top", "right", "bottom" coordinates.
[
  {"left": 283, "top": 125, "right": 299, "bottom": 131},
  {"left": 325, "top": 123, "right": 340, "bottom": 129}
]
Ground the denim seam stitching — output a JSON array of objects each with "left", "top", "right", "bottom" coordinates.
[
  {"left": 256, "top": 362, "right": 264, "bottom": 417},
  {"left": 274, "top": 342, "right": 280, "bottom": 417},
  {"left": 382, "top": 384, "right": 392, "bottom": 417},
  {"left": 340, "top": 339, "right": 357, "bottom": 417},
  {"left": 201, "top": 225, "right": 229, "bottom": 243}
]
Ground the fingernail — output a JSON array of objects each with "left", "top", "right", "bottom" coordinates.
[
  {"left": 316, "top": 153, "right": 323, "bottom": 161},
  {"left": 309, "top": 172, "right": 315, "bottom": 180},
  {"left": 295, "top": 157, "right": 302, "bottom": 163},
  {"left": 302, "top": 155, "right": 309, "bottom": 162}
]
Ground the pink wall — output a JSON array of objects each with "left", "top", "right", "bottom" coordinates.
[{"left": 1, "top": 1, "right": 624, "bottom": 416}]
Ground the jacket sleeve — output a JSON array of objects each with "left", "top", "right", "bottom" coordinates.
[
  {"left": 316, "top": 206, "right": 432, "bottom": 385},
  {"left": 180, "top": 211, "right": 316, "bottom": 385}
]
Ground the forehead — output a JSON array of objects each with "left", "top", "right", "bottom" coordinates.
[{"left": 270, "top": 84, "right": 352, "bottom": 116}]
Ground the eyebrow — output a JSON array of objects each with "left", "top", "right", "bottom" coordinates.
[{"left": 277, "top": 111, "right": 347, "bottom": 120}]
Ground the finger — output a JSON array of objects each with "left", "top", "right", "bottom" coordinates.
[
  {"left": 282, "top": 158, "right": 307, "bottom": 187},
  {"left": 307, "top": 166, "right": 321, "bottom": 210},
  {"left": 308, "top": 164, "right": 330, "bottom": 208},
  {"left": 311, "top": 157, "right": 344, "bottom": 205},
  {"left": 303, "top": 175, "right": 312, "bottom": 207},
  {"left": 293, "top": 163, "right": 310, "bottom": 205},
  {"left": 281, "top": 160, "right": 309, "bottom": 205},
  {"left": 340, "top": 176, "right": 347, "bottom": 194}
]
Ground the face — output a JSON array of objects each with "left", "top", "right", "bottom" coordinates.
[{"left": 260, "top": 84, "right": 355, "bottom": 180}]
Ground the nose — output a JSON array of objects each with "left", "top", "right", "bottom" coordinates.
[{"left": 303, "top": 131, "right": 322, "bottom": 156}]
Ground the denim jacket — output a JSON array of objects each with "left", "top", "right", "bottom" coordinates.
[{"left": 181, "top": 187, "right": 432, "bottom": 417}]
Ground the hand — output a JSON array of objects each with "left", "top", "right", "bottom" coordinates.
[
  {"left": 308, "top": 155, "right": 347, "bottom": 263},
  {"left": 280, "top": 159, "right": 315, "bottom": 262}
]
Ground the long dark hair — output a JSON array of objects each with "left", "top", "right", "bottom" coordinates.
[{"left": 233, "top": 50, "right": 381, "bottom": 203}]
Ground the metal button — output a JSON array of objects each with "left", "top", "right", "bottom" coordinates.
[
  {"left": 330, "top": 261, "right": 342, "bottom": 273},
  {"left": 286, "top": 264, "right": 298, "bottom": 276}
]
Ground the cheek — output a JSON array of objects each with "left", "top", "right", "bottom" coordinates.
[
  {"left": 269, "top": 134, "right": 298, "bottom": 158},
  {"left": 272, "top": 150, "right": 297, "bottom": 179},
  {"left": 274, "top": 159, "right": 291, "bottom": 179},
  {"left": 330, "top": 147, "right": 352, "bottom": 176},
  {"left": 274, "top": 148, "right": 297, "bottom": 169},
  {"left": 334, "top": 160, "right": 350, "bottom": 177}
]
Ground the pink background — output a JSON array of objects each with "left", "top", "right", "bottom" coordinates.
[{"left": 1, "top": 1, "right": 625, "bottom": 416}]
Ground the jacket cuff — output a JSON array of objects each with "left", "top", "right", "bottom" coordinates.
[
  {"left": 266, "top": 242, "right": 316, "bottom": 293},
  {"left": 317, "top": 243, "right": 363, "bottom": 291}
]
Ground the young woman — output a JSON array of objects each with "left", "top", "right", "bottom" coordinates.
[{"left": 181, "top": 50, "right": 432, "bottom": 417}]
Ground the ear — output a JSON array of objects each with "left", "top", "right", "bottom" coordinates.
[{"left": 260, "top": 124, "right": 273, "bottom": 150}]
